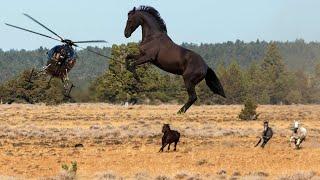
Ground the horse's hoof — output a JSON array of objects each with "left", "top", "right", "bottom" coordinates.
[{"left": 177, "top": 110, "right": 185, "bottom": 114}]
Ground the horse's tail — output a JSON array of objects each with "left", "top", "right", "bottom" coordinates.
[{"left": 205, "top": 67, "right": 226, "bottom": 98}]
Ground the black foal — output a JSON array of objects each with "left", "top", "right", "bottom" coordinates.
[{"left": 159, "top": 124, "right": 180, "bottom": 152}]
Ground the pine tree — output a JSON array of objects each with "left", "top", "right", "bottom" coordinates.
[
  {"left": 261, "top": 43, "right": 289, "bottom": 104},
  {"left": 261, "top": 43, "right": 285, "bottom": 79},
  {"left": 246, "top": 62, "right": 269, "bottom": 104},
  {"left": 219, "top": 60, "right": 247, "bottom": 104},
  {"left": 238, "top": 97, "right": 259, "bottom": 120}
]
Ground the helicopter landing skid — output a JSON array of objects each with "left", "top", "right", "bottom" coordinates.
[
  {"left": 61, "top": 75, "right": 74, "bottom": 98},
  {"left": 26, "top": 68, "right": 35, "bottom": 83},
  {"left": 63, "top": 83, "right": 75, "bottom": 101},
  {"left": 46, "top": 76, "right": 53, "bottom": 88},
  {"left": 26, "top": 65, "right": 49, "bottom": 83}
]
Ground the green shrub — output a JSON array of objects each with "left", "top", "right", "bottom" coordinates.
[
  {"left": 60, "top": 161, "right": 77, "bottom": 179},
  {"left": 0, "top": 69, "right": 66, "bottom": 105},
  {"left": 239, "top": 97, "right": 259, "bottom": 120}
]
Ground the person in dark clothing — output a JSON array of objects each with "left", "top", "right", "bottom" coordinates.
[{"left": 255, "top": 120, "right": 273, "bottom": 148}]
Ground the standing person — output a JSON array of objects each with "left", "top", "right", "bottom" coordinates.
[
  {"left": 290, "top": 121, "right": 307, "bottom": 149},
  {"left": 255, "top": 120, "right": 273, "bottom": 148}
]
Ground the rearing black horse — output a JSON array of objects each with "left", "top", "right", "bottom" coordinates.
[{"left": 124, "top": 6, "right": 226, "bottom": 113}]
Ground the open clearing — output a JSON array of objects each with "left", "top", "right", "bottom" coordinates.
[{"left": 0, "top": 104, "right": 320, "bottom": 179}]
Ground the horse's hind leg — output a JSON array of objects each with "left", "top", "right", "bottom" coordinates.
[
  {"left": 261, "top": 138, "right": 270, "bottom": 148},
  {"left": 178, "top": 82, "right": 197, "bottom": 113},
  {"left": 178, "top": 65, "right": 206, "bottom": 114},
  {"left": 174, "top": 142, "right": 178, "bottom": 151},
  {"left": 167, "top": 143, "right": 171, "bottom": 151}
]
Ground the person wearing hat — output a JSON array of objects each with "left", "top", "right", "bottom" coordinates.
[
  {"left": 255, "top": 120, "right": 273, "bottom": 148},
  {"left": 290, "top": 120, "right": 307, "bottom": 149}
]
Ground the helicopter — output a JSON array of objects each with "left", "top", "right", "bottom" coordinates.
[{"left": 5, "top": 14, "right": 110, "bottom": 98}]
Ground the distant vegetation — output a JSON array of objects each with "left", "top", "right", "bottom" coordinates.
[
  {"left": 0, "top": 46, "right": 111, "bottom": 86},
  {"left": 182, "top": 39, "right": 320, "bottom": 72},
  {"left": 0, "top": 69, "right": 66, "bottom": 104},
  {"left": 1, "top": 40, "right": 320, "bottom": 104},
  {"left": 239, "top": 98, "right": 259, "bottom": 120}
]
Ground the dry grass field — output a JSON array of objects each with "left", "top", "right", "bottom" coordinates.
[{"left": 0, "top": 104, "right": 320, "bottom": 179}]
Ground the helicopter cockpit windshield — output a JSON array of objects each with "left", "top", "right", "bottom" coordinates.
[{"left": 47, "top": 45, "right": 77, "bottom": 63}]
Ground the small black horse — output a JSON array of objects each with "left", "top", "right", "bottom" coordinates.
[
  {"left": 255, "top": 121, "right": 273, "bottom": 148},
  {"left": 124, "top": 6, "right": 226, "bottom": 113},
  {"left": 159, "top": 124, "right": 180, "bottom": 152}
]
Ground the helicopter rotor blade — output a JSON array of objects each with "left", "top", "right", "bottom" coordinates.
[
  {"left": 5, "top": 23, "right": 61, "bottom": 42},
  {"left": 77, "top": 46, "right": 111, "bottom": 58},
  {"left": 73, "top": 40, "right": 107, "bottom": 44},
  {"left": 23, "top": 13, "right": 64, "bottom": 41},
  {"left": 76, "top": 46, "right": 125, "bottom": 64}
]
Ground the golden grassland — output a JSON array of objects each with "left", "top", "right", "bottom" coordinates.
[{"left": 0, "top": 104, "right": 320, "bottom": 179}]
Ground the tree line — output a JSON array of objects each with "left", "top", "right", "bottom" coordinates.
[
  {"left": 1, "top": 40, "right": 320, "bottom": 104},
  {"left": 0, "top": 47, "right": 111, "bottom": 85},
  {"left": 88, "top": 42, "right": 320, "bottom": 105}
]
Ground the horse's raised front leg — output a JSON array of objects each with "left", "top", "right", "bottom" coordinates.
[
  {"left": 125, "top": 54, "right": 143, "bottom": 82},
  {"left": 133, "top": 54, "right": 154, "bottom": 66},
  {"left": 126, "top": 53, "right": 153, "bottom": 67},
  {"left": 126, "top": 53, "right": 140, "bottom": 60},
  {"left": 125, "top": 54, "right": 140, "bottom": 71}
]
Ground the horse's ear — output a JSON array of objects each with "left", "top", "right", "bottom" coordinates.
[{"left": 133, "top": 7, "right": 136, "bottom": 11}]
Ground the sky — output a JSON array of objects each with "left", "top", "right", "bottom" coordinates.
[{"left": 1, "top": 0, "right": 320, "bottom": 50}]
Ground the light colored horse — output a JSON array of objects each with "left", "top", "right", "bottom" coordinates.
[{"left": 290, "top": 121, "right": 307, "bottom": 149}]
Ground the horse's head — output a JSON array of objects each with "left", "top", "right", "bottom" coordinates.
[
  {"left": 292, "top": 120, "right": 300, "bottom": 133},
  {"left": 263, "top": 120, "right": 269, "bottom": 130},
  {"left": 162, "top": 124, "right": 170, "bottom": 133},
  {"left": 294, "top": 120, "right": 300, "bottom": 128},
  {"left": 125, "top": 7, "right": 141, "bottom": 38}
]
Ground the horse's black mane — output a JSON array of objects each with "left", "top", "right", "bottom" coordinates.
[{"left": 130, "top": 6, "right": 167, "bottom": 33}]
